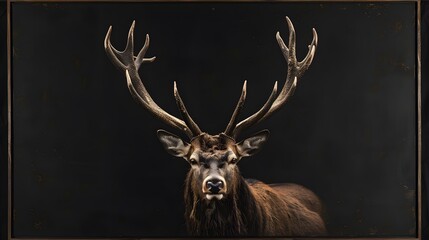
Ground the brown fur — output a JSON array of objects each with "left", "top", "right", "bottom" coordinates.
[{"left": 184, "top": 170, "right": 326, "bottom": 237}]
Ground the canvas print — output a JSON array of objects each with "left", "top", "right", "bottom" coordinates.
[
  {"left": 105, "top": 16, "right": 324, "bottom": 236},
  {"left": 11, "top": 2, "right": 417, "bottom": 238}
]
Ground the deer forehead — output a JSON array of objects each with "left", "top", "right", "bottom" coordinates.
[
  {"left": 191, "top": 133, "right": 234, "bottom": 149},
  {"left": 190, "top": 133, "right": 237, "bottom": 159}
]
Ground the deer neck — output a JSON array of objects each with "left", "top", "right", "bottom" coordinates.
[{"left": 184, "top": 172, "right": 261, "bottom": 236}]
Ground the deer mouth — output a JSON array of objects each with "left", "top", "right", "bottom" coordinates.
[{"left": 205, "top": 193, "right": 224, "bottom": 200}]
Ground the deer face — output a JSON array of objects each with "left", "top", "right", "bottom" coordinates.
[{"left": 157, "top": 130, "right": 269, "bottom": 201}]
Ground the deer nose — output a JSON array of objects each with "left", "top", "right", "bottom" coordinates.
[{"left": 206, "top": 179, "right": 224, "bottom": 194}]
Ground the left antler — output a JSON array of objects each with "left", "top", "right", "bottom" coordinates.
[
  {"left": 104, "top": 21, "right": 202, "bottom": 139},
  {"left": 225, "top": 16, "right": 318, "bottom": 138}
]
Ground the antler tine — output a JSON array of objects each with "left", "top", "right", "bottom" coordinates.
[
  {"left": 232, "top": 82, "right": 278, "bottom": 138},
  {"left": 125, "top": 20, "right": 135, "bottom": 56},
  {"left": 136, "top": 34, "right": 157, "bottom": 69},
  {"left": 224, "top": 81, "right": 247, "bottom": 136},
  {"left": 298, "top": 28, "right": 318, "bottom": 74},
  {"left": 230, "top": 17, "right": 318, "bottom": 138},
  {"left": 105, "top": 21, "right": 200, "bottom": 138},
  {"left": 285, "top": 16, "right": 297, "bottom": 64},
  {"left": 105, "top": 26, "right": 126, "bottom": 70},
  {"left": 174, "top": 82, "right": 203, "bottom": 136}
]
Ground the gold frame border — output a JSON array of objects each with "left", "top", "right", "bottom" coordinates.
[
  {"left": 417, "top": 0, "right": 422, "bottom": 239},
  {"left": 5, "top": 0, "right": 423, "bottom": 239}
]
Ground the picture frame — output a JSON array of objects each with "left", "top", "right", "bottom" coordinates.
[{"left": 1, "top": 0, "right": 425, "bottom": 239}]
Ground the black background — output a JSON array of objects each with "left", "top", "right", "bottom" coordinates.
[{"left": 7, "top": 2, "right": 419, "bottom": 238}]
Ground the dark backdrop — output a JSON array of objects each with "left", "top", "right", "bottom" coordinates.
[{"left": 11, "top": 2, "right": 417, "bottom": 238}]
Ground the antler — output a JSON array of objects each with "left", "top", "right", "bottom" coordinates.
[
  {"left": 104, "top": 21, "right": 202, "bottom": 138},
  {"left": 225, "top": 17, "right": 318, "bottom": 138}
]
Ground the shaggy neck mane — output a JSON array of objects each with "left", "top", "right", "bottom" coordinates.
[{"left": 183, "top": 171, "right": 262, "bottom": 236}]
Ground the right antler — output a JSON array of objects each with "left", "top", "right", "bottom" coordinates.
[
  {"left": 104, "top": 21, "right": 202, "bottom": 139},
  {"left": 225, "top": 17, "right": 318, "bottom": 139}
]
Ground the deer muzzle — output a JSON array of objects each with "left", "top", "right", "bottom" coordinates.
[{"left": 202, "top": 176, "right": 227, "bottom": 200}]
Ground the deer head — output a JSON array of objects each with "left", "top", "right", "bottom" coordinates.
[{"left": 104, "top": 17, "right": 318, "bottom": 201}]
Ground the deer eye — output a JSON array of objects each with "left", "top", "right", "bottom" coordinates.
[
  {"left": 229, "top": 158, "right": 238, "bottom": 164},
  {"left": 189, "top": 158, "right": 198, "bottom": 165}
]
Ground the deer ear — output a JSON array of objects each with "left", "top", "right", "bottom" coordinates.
[
  {"left": 236, "top": 130, "right": 270, "bottom": 157},
  {"left": 157, "top": 129, "right": 191, "bottom": 158}
]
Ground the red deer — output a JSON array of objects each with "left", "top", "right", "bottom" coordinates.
[{"left": 104, "top": 17, "right": 326, "bottom": 236}]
